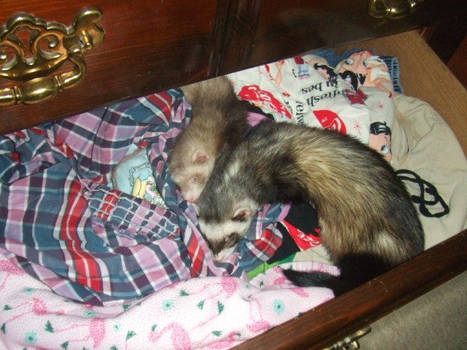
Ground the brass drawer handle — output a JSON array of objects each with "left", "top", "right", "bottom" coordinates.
[
  {"left": 0, "top": 8, "right": 104, "bottom": 105},
  {"left": 323, "top": 327, "right": 372, "bottom": 350},
  {"left": 368, "top": 0, "right": 423, "bottom": 19}
]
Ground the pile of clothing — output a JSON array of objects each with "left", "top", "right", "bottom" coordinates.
[{"left": 1, "top": 49, "right": 465, "bottom": 349}]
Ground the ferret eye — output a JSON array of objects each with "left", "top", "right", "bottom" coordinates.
[
  {"left": 191, "top": 175, "right": 200, "bottom": 184},
  {"left": 232, "top": 212, "right": 248, "bottom": 222},
  {"left": 224, "top": 233, "right": 240, "bottom": 247}
]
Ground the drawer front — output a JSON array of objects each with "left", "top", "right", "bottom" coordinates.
[
  {"left": 0, "top": 0, "right": 464, "bottom": 134},
  {"left": 1, "top": 0, "right": 218, "bottom": 134},
  {"left": 218, "top": 0, "right": 465, "bottom": 75}
]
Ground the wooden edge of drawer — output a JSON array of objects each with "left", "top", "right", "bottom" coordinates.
[{"left": 233, "top": 230, "right": 467, "bottom": 350}]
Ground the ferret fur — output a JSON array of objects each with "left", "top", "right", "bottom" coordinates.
[
  {"left": 196, "top": 120, "right": 424, "bottom": 295},
  {"left": 169, "top": 76, "right": 249, "bottom": 202}
]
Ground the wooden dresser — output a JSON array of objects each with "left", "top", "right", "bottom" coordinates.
[{"left": 1, "top": 1, "right": 466, "bottom": 349}]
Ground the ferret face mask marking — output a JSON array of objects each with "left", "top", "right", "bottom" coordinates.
[
  {"left": 198, "top": 209, "right": 256, "bottom": 260},
  {"left": 197, "top": 185, "right": 258, "bottom": 261}
]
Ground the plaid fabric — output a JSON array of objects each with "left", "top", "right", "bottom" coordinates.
[{"left": 0, "top": 90, "right": 287, "bottom": 305}]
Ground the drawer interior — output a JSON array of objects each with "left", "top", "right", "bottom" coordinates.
[
  {"left": 235, "top": 30, "right": 467, "bottom": 349},
  {"left": 0, "top": 29, "right": 465, "bottom": 350}
]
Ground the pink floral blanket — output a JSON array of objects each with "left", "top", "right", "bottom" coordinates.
[{"left": 0, "top": 248, "right": 336, "bottom": 349}]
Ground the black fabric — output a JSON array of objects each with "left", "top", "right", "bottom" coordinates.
[
  {"left": 268, "top": 202, "right": 320, "bottom": 263},
  {"left": 396, "top": 169, "right": 449, "bottom": 218}
]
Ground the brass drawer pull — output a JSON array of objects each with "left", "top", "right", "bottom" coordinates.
[
  {"left": 323, "top": 327, "right": 372, "bottom": 350},
  {"left": 368, "top": 0, "right": 423, "bottom": 19},
  {"left": 0, "top": 8, "right": 104, "bottom": 105}
]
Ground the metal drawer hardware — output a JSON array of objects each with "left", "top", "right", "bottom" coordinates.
[
  {"left": 0, "top": 8, "right": 104, "bottom": 105},
  {"left": 323, "top": 327, "right": 372, "bottom": 350},
  {"left": 368, "top": 0, "right": 423, "bottom": 19}
]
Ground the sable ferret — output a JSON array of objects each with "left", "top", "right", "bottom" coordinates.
[
  {"left": 169, "top": 76, "right": 249, "bottom": 202},
  {"left": 196, "top": 120, "right": 424, "bottom": 295}
]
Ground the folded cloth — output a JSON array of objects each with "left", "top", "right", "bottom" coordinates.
[
  {"left": 391, "top": 93, "right": 467, "bottom": 247},
  {"left": 335, "top": 50, "right": 395, "bottom": 161},
  {"left": 111, "top": 145, "right": 167, "bottom": 208},
  {"left": 228, "top": 50, "right": 396, "bottom": 161},
  {"left": 0, "top": 90, "right": 287, "bottom": 305},
  {"left": 0, "top": 248, "right": 336, "bottom": 350},
  {"left": 228, "top": 54, "right": 371, "bottom": 144}
]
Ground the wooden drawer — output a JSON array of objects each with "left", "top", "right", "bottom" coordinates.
[
  {"left": 235, "top": 31, "right": 467, "bottom": 350},
  {"left": 1, "top": 2, "right": 466, "bottom": 349}
]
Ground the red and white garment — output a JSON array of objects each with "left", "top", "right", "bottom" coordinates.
[{"left": 228, "top": 50, "right": 395, "bottom": 160}]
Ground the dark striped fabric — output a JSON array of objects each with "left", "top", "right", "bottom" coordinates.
[{"left": 0, "top": 90, "right": 286, "bottom": 305}]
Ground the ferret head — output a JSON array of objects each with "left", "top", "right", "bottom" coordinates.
[
  {"left": 170, "top": 149, "right": 214, "bottom": 202},
  {"left": 198, "top": 199, "right": 257, "bottom": 261},
  {"left": 196, "top": 157, "right": 259, "bottom": 261}
]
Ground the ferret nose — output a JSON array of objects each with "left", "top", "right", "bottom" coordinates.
[{"left": 185, "top": 194, "right": 196, "bottom": 202}]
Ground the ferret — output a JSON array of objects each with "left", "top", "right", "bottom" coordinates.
[
  {"left": 196, "top": 120, "right": 424, "bottom": 295},
  {"left": 169, "top": 76, "right": 249, "bottom": 202}
]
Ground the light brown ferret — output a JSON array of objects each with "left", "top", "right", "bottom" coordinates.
[{"left": 169, "top": 76, "right": 249, "bottom": 202}]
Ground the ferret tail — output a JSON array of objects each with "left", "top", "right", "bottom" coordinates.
[{"left": 283, "top": 253, "right": 392, "bottom": 296}]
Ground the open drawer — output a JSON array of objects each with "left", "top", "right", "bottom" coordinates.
[
  {"left": 0, "top": 2, "right": 466, "bottom": 348},
  {"left": 235, "top": 30, "right": 467, "bottom": 349}
]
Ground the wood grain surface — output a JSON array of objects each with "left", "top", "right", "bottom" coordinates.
[{"left": 1, "top": 0, "right": 464, "bottom": 134}]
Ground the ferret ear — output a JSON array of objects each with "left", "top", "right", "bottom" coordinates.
[
  {"left": 232, "top": 208, "right": 252, "bottom": 222},
  {"left": 192, "top": 150, "right": 210, "bottom": 165}
]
